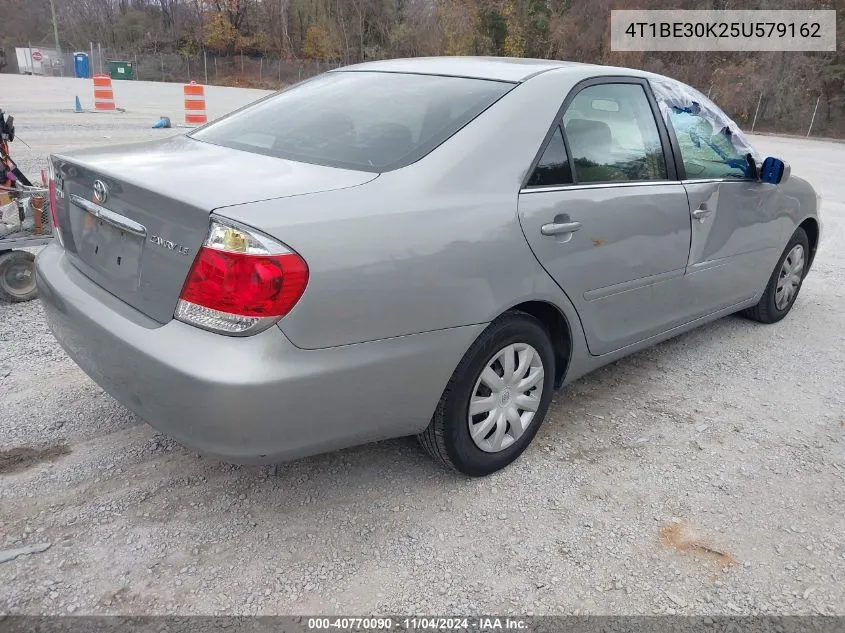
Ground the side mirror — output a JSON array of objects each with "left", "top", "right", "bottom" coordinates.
[{"left": 760, "top": 157, "right": 790, "bottom": 185}]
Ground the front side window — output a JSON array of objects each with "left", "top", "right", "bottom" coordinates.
[
  {"left": 664, "top": 108, "right": 750, "bottom": 180},
  {"left": 191, "top": 71, "right": 512, "bottom": 172},
  {"left": 561, "top": 83, "right": 667, "bottom": 183},
  {"left": 650, "top": 77, "right": 757, "bottom": 180}
]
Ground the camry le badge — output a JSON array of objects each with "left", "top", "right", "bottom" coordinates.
[
  {"left": 149, "top": 235, "right": 191, "bottom": 256},
  {"left": 92, "top": 180, "right": 109, "bottom": 204}
]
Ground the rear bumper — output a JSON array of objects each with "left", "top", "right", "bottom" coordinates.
[{"left": 36, "top": 245, "right": 483, "bottom": 464}]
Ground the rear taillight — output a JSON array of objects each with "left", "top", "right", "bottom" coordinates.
[
  {"left": 175, "top": 218, "right": 309, "bottom": 336},
  {"left": 47, "top": 158, "right": 64, "bottom": 247}
]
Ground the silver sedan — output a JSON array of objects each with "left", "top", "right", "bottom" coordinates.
[{"left": 37, "top": 57, "right": 821, "bottom": 476}]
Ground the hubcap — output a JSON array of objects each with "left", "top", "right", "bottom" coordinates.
[
  {"left": 2, "top": 260, "right": 36, "bottom": 298},
  {"left": 775, "top": 244, "right": 805, "bottom": 311},
  {"left": 468, "top": 343, "right": 545, "bottom": 453}
]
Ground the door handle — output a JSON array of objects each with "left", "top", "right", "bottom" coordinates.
[
  {"left": 691, "top": 206, "right": 712, "bottom": 220},
  {"left": 541, "top": 221, "right": 582, "bottom": 236}
]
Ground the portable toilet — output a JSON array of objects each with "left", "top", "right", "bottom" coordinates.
[{"left": 73, "top": 52, "right": 90, "bottom": 78}]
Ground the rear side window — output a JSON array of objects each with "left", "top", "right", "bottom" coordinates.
[
  {"left": 562, "top": 83, "right": 667, "bottom": 183},
  {"left": 191, "top": 71, "right": 512, "bottom": 172},
  {"left": 526, "top": 126, "right": 572, "bottom": 187}
]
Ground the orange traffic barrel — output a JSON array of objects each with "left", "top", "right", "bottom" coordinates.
[
  {"left": 93, "top": 74, "right": 116, "bottom": 111},
  {"left": 184, "top": 82, "right": 207, "bottom": 125}
]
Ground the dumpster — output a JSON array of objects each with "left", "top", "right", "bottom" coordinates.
[
  {"left": 73, "top": 52, "right": 90, "bottom": 78},
  {"left": 108, "top": 60, "right": 134, "bottom": 80}
]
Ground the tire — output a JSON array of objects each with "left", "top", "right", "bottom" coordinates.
[
  {"left": 741, "top": 227, "right": 809, "bottom": 324},
  {"left": 418, "top": 312, "right": 556, "bottom": 476},
  {"left": 0, "top": 250, "right": 38, "bottom": 303}
]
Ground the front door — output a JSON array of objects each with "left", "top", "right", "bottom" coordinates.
[
  {"left": 683, "top": 180, "right": 782, "bottom": 313},
  {"left": 518, "top": 80, "right": 692, "bottom": 356},
  {"left": 655, "top": 80, "right": 786, "bottom": 318}
]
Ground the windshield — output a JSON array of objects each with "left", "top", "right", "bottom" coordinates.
[{"left": 191, "top": 71, "right": 513, "bottom": 172}]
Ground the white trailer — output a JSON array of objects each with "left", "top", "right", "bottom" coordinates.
[
  {"left": 15, "top": 47, "right": 61, "bottom": 75},
  {"left": 15, "top": 48, "right": 34, "bottom": 74}
]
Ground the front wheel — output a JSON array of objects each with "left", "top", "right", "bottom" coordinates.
[
  {"left": 0, "top": 250, "right": 38, "bottom": 303},
  {"left": 418, "top": 312, "right": 556, "bottom": 476},
  {"left": 742, "top": 228, "right": 809, "bottom": 324}
]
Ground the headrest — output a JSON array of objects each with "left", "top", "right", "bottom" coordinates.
[
  {"left": 565, "top": 119, "right": 612, "bottom": 156},
  {"left": 361, "top": 123, "right": 414, "bottom": 164}
]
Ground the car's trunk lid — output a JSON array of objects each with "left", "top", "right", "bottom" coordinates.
[{"left": 52, "top": 135, "right": 376, "bottom": 324}]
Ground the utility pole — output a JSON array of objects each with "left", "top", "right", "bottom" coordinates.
[
  {"left": 751, "top": 92, "right": 763, "bottom": 133},
  {"left": 807, "top": 96, "right": 821, "bottom": 137},
  {"left": 48, "top": 0, "right": 63, "bottom": 77}
]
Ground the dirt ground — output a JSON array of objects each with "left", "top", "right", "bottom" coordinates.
[{"left": 1, "top": 73, "right": 843, "bottom": 616}]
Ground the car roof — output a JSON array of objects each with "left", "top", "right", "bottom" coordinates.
[{"left": 336, "top": 56, "right": 601, "bottom": 83}]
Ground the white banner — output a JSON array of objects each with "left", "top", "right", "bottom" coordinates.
[{"left": 611, "top": 10, "right": 837, "bottom": 52}]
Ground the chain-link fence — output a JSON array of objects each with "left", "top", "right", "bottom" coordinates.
[
  {"left": 9, "top": 45, "right": 844, "bottom": 139},
  {"left": 706, "top": 84, "right": 842, "bottom": 139},
  {"left": 21, "top": 46, "right": 339, "bottom": 91},
  {"left": 84, "top": 48, "right": 339, "bottom": 90}
]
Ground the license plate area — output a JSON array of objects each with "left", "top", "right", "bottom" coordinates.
[{"left": 77, "top": 210, "right": 144, "bottom": 284}]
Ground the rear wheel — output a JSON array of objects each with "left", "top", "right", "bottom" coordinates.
[
  {"left": 418, "top": 312, "right": 555, "bottom": 476},
  {"left": 0, "top": 250, "right": 37, "bottom": 303},
  {"left": 742, "top": 228, "right": 809, "bottom": 324}
]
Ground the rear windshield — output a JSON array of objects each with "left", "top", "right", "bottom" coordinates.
[{"left": 191, "top": 71, "right": 512, "bottom": 172}]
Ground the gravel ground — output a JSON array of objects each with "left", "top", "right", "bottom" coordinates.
[{"left": 1, "top": 74, "right": 843, "bottom": 617}]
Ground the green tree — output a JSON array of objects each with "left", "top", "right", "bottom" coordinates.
[
  {"left": 302, "top": 24, "right": 332, "bottom": 60},
  {"left": 524, "top": 0, "right": 550, "bottom": 57},
  {"left": 440, "top": 0, "right": 480, "bottom": 56},
  {"left": 479, "top": 6, "right": 507, "bottom": 56},
  {"left": 115, "top": 10, "right": 153, "bottom": 48},
  {"left": 501, "top": 0, "right": 524, "bottom": 57},
  {"left": 204, "top": 11, "right": 238, "bottom": 53}
]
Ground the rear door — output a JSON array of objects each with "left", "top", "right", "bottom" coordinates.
[{"left": 518, "top": 78, "right": 692, "bottom": 356}]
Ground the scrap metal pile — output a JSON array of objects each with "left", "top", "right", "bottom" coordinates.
[{"left": 0, "top": 109, "right": 52, "bottom": 302}]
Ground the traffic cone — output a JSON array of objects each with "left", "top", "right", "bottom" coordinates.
[{"left": 74, "top": 96, "right": 83, "bottom": 113}]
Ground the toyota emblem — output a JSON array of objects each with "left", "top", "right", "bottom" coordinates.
[{"left": 93, "top": 180, "right": 109, "bottom": 204}]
